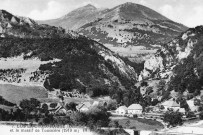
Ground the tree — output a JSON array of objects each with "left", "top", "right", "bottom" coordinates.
[
  {"left": 194, "top": 98, "right": 201, "bottom": 106},
  {"left": 163, "top": 111, "right": 183, "bottom": 127},
  {"left": 186, "top": 111, "right": 196, "bottom": 118},
  {"left": 19, "top": 98, "right": 40, "bottom": 117},
  {"left": 41, "top": 104, "right": 48, "bottom": 113},
  {"left": 201, "top": 95, "right": 203, "bottom": 102},
  {"left": 141, "top": 81, "right": 148, "bottom": 87},
  {"left": 199, "top": 112, "right": 203, "bottom": 120},
  {"left": 180, "top": 99, "right": 189, "bottom": 111},
  {"left": 151, "top": 98, "right": 159, "bottom": 106},
  {"left": 157, "top": 80, "right": 166, "bottom": 96},
  {"left": 106, "top": 100, "right": 117, "bottom": 110},
  {"left": 146, "top": 86, "right": 153, "bottom": 95},
  {"left": 50, "top": 103, "right": 57, "bottom": 108},
  {"left": 66, "top": 102, "right": 77, "bottom": 111},
  {"left": 123, "top": 96, "right": 130, "bottom": 107}
]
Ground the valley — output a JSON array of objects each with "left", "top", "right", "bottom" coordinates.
[{"left": 0, "top": 1, "right": 203, "bottom": 135}]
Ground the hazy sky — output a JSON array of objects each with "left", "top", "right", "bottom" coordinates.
[{"left": 0, "top": 0, "right": 202, "bottom": 27}]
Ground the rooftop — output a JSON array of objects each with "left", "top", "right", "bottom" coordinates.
[{"left": 128, "top": 104, "right": 143, "bottom": 110}]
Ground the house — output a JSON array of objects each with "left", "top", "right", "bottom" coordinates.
[
  {"left": 178, "top": 108, "right": 186, "bottom": 114},
  {"left": 127, "top": 104, "right": 143, "bottom": 115},
  {"left": 40, "top": 102, "right": 71, "bottom": 115},
  {"left": 76, "top": 102, "right": 92, "bottom": 112},
  {"left": 115, "top": 106, "right": 127, "bottom": 115},
  {"left": 92, "top": 101, "right": 100, "bottom": 107},
  {"left": 161, "top": 99, "right": 180, "bottom": 111},
  {"left": 187, "top": 100, "right": 199, "bottom": 112}
]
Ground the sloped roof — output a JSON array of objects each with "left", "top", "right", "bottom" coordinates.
[
  {"left": 117, "top": 105, "right": 127, "bottom": 111},
  {"left": 128, "top": 104, "right": 143, "bottom": 110},
  {"left": 187, "top": 100, "right": 195, "bottom": 108},
  {"left": 162, "top": 99, "right": 180, "bottom": 107},
  {"left": 77, "top": 102, "right": 92, "bottom": 110}
]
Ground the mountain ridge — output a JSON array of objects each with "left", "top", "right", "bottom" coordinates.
[{"left": 38, "top": 2, "right": 188, "bottom": 61}]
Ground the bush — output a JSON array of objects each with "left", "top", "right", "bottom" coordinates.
[
  {"left": 199, "top": 112, "right": 203, "bottom": 120},
  {"left": 50, "top": 103, "right": 57, "bottom": 108},
  {"left": 133, "top": 114, "right": 138, "bottom": 118},
  {"left": 163, "top": 111, "right": 183, "bottom": 126},
  {"left": 186, "top": 111, "right": 196, "bottom": 118}
]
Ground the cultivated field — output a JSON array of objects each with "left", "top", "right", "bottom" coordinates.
[
  {"left": 0, "top": 84, "right": 48, "bottom": 104},
  {"left": 110, "top": 116, "right": 164, "bottom": 130}
]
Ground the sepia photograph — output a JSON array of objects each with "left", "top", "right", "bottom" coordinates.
[{"left": 0, "top": 0, "right": 203, "bottom": 134}]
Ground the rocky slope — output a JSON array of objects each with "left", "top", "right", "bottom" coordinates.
[
  {"left": 0, "top": 10, "right": 73, "bottom": 38},
  {"left": 140, "top": 26, "right": 203, "bottom": 93},
  {"left": 39, "top": 2, "right": 188, "bottom": 60},
  {"left": 0, "top": 10, "right": 137, "bottom": 94}
]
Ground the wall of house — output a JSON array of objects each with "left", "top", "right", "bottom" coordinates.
[
  {"left": 128, "top": 109, "right": 142, "bottom": 114},
  {"left": 116, "top": 109, "right": 126, "bottom": 115}
]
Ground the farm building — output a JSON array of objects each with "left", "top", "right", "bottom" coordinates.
[
  {"left": 187, "top": 100, "right": 199, "bottom": 112},
  {"left": 127, "top": 104, "right": 143, "bottom": 115},
  {"left": 115, "top": 106, "right": 127, "bottom": 115},
  {"left": 76, "top": 102, "right": 92, "bottom": 112},
  {"left": 161, "top": 99, "right": 180, "bottom": 111}
]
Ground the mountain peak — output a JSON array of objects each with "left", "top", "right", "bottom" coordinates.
[
  {"left": 118, "top": 2, "right": 139, "bottom": 7},
  {"left": 122, "top": 2, "right": 137, "bottom": 5},
  {"left": 83, "top": 4, "right": 97, "bottom": 10}
]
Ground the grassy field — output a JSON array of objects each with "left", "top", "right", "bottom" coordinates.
[
  {"left": 0, "top": 84, "right": 48, "bottom": 104},
  {"left": 110, "top": 116, "right": 164, "bottom": 130}
]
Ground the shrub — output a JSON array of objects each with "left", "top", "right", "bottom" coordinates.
[
  {"left": 199, "top": 112, "right": 203, "bottom": 120},
  {"left": 163, "top": 111, "right": 183, "bottom": 126},
  {"left": 133, "top": 114, "right": 138, "bottom": 118},
  {"left": 50, "top": 103, "right": 57, "bottom": 108}
]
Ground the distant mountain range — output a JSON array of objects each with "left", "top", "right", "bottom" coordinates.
[
  {"left": 39, "top": 2, "right": 188, "bottom": 61},
  {"left": 0, "top": 9, "right": 137, "bottom": 95}
]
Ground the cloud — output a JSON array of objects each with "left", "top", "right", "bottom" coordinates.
[
  {"left": 28, "top": 0, "right": 74, "bottom": 20},
  {"left": 159, "top": 4, "right": 203, "bottom": 27},
  {"left": 159, "top": 4, "right": 184, "bottom": 21},
  {"left": 0, "top": 0, "right": 21, "bottom": 15},
  {"left": 184, "top": 6, "right": 203, "bottom": 27}
]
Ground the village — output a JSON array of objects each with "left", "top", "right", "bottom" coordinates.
[
  {"left": 1, "top": 84, "right": 203, "bottom": 135},
  {"left": 50, "top": 87, "right": 203, "bottom": 134}
]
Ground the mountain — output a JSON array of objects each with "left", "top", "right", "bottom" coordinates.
[
  {"left": 39, "top": 2, "right": 188, "bottom": 61},
  {"left": 140, "top": 26, "right": 203, "bottom": 94},
  {"left": 38, "top": 4, "right": 106, "bottom": 31},
  {"left": 0, "top": 10, "right": 70, "bottom": 38},
  {"left": 0, "top": 10, "right": 137, "bottom": 100}
]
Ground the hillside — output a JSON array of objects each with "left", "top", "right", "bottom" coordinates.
[
  {"left": 0, "top": 10, "right": 137, "bottom": 100},
  {"left": 0, "top": 10, "right": 70, "bottom": 38},
  {"left": 39, "top": 2, "right": 188, "bottom": 60},
  {"left": 140, "top": 26, "right": 203, "bottom": 95}
]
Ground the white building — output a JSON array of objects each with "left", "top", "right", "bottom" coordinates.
[
  {"left": 161, "top": 99, "right": 180, "bottom": 111},
  {"left": 115, "top": 106, "right": 127, "bottom": 115},
  {"left": 127, "top": 104, "right": 143, "bottom": 115},
  {"left": 187, "top": 100, "right": 199, "bottom": 112},
  {"left": 178, "top": 108, "right": 186, "bottom": 114}
]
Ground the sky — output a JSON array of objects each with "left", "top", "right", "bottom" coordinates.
[{"left": 0, "top": 0, "right": 203, "bottom": 27}]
